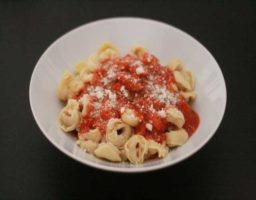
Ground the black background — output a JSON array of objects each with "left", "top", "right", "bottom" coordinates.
[{"left": 1, "top": 0, "right": 256, "bottom": 199}]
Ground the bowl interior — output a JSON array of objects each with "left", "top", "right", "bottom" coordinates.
[{"left": 29, "top": 18, "right": 226, "bottom": 172}]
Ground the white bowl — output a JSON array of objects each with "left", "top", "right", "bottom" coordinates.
[{"left": 29, "top": 17, "right": 226, "bottom": 173}]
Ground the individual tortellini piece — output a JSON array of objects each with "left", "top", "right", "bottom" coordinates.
[
  {"left": 106, "top": 118, "right": 132, "bottom": 148},
  {"left": 77, "top": 140, "right": 98, "bottom": 154},
  {"left": 180, "top": 91, "right": 197, "bottom": 102},
  {"left": 183, "top": 69, "right": 195, "bottom": 90},
  {"left": 59, "top": 99, "right": 80, "bottom": 132},
  {"left": 79, "top": 94, "right": 90, "bottom": 116},
  {"left": 85, "top": 54, "right": 99, "bottom": 73},
  {"left": 147, "top": 140, "right": 169, "bottom": 158},
  {"left": 57, "top": 71, "right": 74, "bottom": 101},
  {"left": 170, "top": 83, "right": 179, "bottom": 92},
  {"left": 75, "top": 61, "right": 88, "bottom": 74},
  {"left": 124, "top": 135, "right": 148, "bottom": 164},
  {"left": 83, "top": 128, "right": 102, "bottom": 143},
  {"left": 173, "top": 70, "right": 195, "bottom": 91},
  {"left": 131, "top": 45, "right": 147, "bottom": 58},
  {"left": 166, "top": 128, "right": 189, "bottom": 147},
  {"left": 75, "top": 61, "right": 94, "bottom": 82},
  {"left": 97, "top": 42, "right": 119, "bottom": 61},
  {"left": 166, "top": 58, "right": 183, "bottom": 71},
  {"left": 80, "top": 72, "right": 93, "bottom": 82},
  {"left": 68, "top": 76, "right": 84, "bottom": 96},
  {"left": 121, "top": 108, "right": 140, "bottom": 127},
  {"left": 166, "top": 106, "right": 185, "bottom": 128},
  {"left": 94, "top": 142, "right": 122, "bottom": 162}
]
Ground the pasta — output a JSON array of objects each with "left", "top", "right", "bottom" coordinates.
[
  {"left": 166, "top": 58, "right": 183, "bottom": 71},
  {"left": 180, "top": 91, "right": 197, "bottom": 102},
  {"left": 59, "top": 99, "right": 80, "bottom": 132},
  {"left": 80, "top": 128, "right": 102, "bottom": 143},
  {"left": 124, "top": 135, "right": 148, "bottom": 164},
  {"left": 147, "top": 140, "right": 169, "bottom": 158},
  {"left": 57, "top": 43, "right": 200, "bottom": 164},
  {"left": 77, "top": 140, "right": 98, "bottom": 154},
  {"left": 106, "top": 118, "right": 132, "bottom": 148},
  {"left": 94, "top": 142, "right": 122, "bottom": 162},
  {"left": 57, "top": 71, "right": 74, "bottom": 101},
  {"left": 121, "top": 108, "right": 140, "bottom": 127},
  {"left": 166, "top": 129, "right": 189, "bottom": 147},
  {"left": 166, "top": 106, "right": 185, "bottom": 128}
]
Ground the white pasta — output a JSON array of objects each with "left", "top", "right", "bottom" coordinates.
[
  {"left": 77, "top": 140, "right": 98, "bottom": 154},
  {"left": 173, "top": 69, "right": 195, "bottom": 91},
  {"left": 68, "top": 76, "right": 84, "bottom": 96},
  {"left": 184, "top": 69, "right": 195, "bottom": 90},
  {"left": 57, "top": 71, "right": 74, "bottom": 101},
  {"left": 166, "top": 59, "right": 183, "bottom": 71},
  {"left": 83, "top": 128, "right": 102, "bottom": 143},
  {"left": 97, "top": 42, "right": 119, "bottom": 61},
  {"left": 80, "top": 72, "right": 93, "bottom": 82},
  {"left": 75, "top": 61, "right": 88, "bottom": 74},
  {"left": 173, "top": 71, "right": 192, "bottom": 91},
  {"left": 166, "top": 106, "right": 185, "bottom": 128},
  {"left": 166, "top": 128, "right": 189, "bottom": 147},
  {"left": 124, "top": 135, "right": 148, "bottom": 164},
  {"left": 180, "top": 91, "right": 197, "bottom": 102},
  {"left": 85, "top": 54, "right": 99, "bottom": 72},
  {"left": 121, "top": 108, "right": 140, "bottom": 127},
  {"left": 59, "top": 99, "right": 80, "bottom": 132},
  {"left": 131, "top": 45, "right": 147, "bottom": 57},
  {"left": 106, "top": 118, "right": 132, "bottom": 148},
  {"left": 94, "top": 142, "right": 122, "bottom": 162},
  {"left": 147, "top": 140, "right": 169, "bottom": 158}
]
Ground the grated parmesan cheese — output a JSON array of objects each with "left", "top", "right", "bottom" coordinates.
[
  {"left": 136, "top": 66, "right": 145, "bottom": 74},
  {"left": 158, "top": 109, "right": 166, "bottom": 118},
  {"left": 149, "top": 85, "right": 178, "bottom": 105},
  {"left": 120, "top": 86, "right": 129, "bottom": 97},
  {"left": 120, "top": 107, "right": 125, "bottom": 113},
  {"left": 146, "top": 123, "right": 153, "bottom": 131}
]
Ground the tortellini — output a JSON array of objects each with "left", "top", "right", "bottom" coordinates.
[
  {"left": 97, "top": 42, "right": 119, "bottom": 61},
  {"left": 180, "top": 91, "right": 197, "bottom": 102},
  {"left": 59, "top": 99, "right": 80, "bottom": 132},
  {"left": 77, "top": 140, "right": 98, "bottom": 154},
  {"left": 173, "top": 70, "right": 195, "bottom": 91},
  {"left": 121, "top": 108, "right": 140, "bottom": 127},
  {"left": 83, "top": 128, "right": 102, "bottom": 143},
  {"left": 166, "top": 128, "right": 189, "bottom": 147},
  {"left": 94, "top": 142, "right": 122, "bottom": 162},
  {"left": 166, "top": 106, "right": 185, "bottom": 128},
  {"left": 69, "top": 76, "right": 84, "bottom": 95},
  {"left": 57, "top": 43, "right": 199, "bottom": 164},
  {"left": 147, "top": 140, "right": 169, "bottom": 158},
  {"left": 75, "top": 61, "right": 88, "bottom": 74},
  {"left": 131, "top": 46, "right": 147, "bottom": 58},
  {"left": 57, "top": 71, "right": 74, "bottom": 101},
  {"left": 106, "top": 118, "right": 132, "bottom": 148},
  {"left": 166, "top": 58, "right": 183, "bottom": 71},
  {"left": 124, "top": 135, "right": 148, "bottom": 164}
]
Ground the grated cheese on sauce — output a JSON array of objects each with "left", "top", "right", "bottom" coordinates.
[
  {"left": 146, "top": 123, "right": 153, "bottom": 131},
  {"left": 136, "top": 66, "right": 145, "bottom": 74}
]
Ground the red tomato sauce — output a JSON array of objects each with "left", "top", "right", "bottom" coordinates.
[{"left": 74, "top": 53, "right": 200, "bottom": 143}]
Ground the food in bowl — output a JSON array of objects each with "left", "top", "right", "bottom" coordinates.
[{"left": 57, "top": 42, "right": 200, "bottom": 164}]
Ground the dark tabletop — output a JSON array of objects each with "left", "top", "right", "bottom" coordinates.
[{"left": 1, "top": 0, "right": 256, "bottom": 199}]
